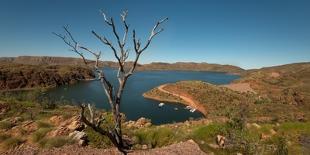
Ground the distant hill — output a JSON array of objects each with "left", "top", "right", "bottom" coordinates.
[
  {"left": 139, "top": 62, "right": 244, "bottom": 73},
  {"left": 0, "top": 56, "right": 244, "bottom": 74}
]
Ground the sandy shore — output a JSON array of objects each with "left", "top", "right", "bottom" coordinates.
[{"left": 145, "top": 84, "right": 208, "bottom": 116}]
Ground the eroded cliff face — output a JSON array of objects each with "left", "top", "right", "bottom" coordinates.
[{"left": 0, "top": 63, "right": 95, "bottom": 90}]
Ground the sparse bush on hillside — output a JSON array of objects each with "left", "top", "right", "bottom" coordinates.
[
  {"left": 31, "top": 128, "right": 53, "bottom": 143},
  {"left": 275, "top": 136, "right": 288, "bottom": 155},
  {"left": 36, "top": 121, "right": 53, "bottom": 128},
  {"left": 0, "top": 120, "right": 14, "bottom": 130}
]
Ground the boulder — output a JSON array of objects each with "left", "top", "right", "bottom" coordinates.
[
  {"left": 246, "top": 123, "right": 261, "bottom": 129},
  {"left": 69, "top": 131, "right": 87, "bottom": 141},
  {"left": 260, "top": 128, "right": 277, "bottom": 140},
  {"left": 142, "top": 144, "right": 148, "bottom": 150},
  {"left": 136, "top": 117, "right": 148, "bottom": 127},
  {"left": 78, "top": 140, "right": 87, "bottom": 146},
  {"left": 144, "top": 122, "right": 152, "bottom": 127},
  {"left": 69, "top": 131, "right": 88, "bottom": 147},
  {"left": 270, "top": 129, "right": 277, "bottom": 135},
  {"left": 216, "top": 135, "right": 226, "bottom": 148},
  {"left": 67, "top": 120, "right": 84, "bottom": 131},
  {"left": 260, "top": 133, "right": 271, "bottom": 140},
  {"left": 58, "top": 116, "right": 84, "bottom": 131},
  {"left": 124, "top": 118, "right": 152, "bottom": 128}
]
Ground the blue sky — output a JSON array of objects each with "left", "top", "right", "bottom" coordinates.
[{"left": 0, "top": 0, "right": 309, "bottom": 69}]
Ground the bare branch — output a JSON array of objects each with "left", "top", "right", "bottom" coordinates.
[
  {"left": 87, "top": 104, "right": 95, "bottom": 123},
  {"left": 100, "top": 10, "right": 112, "bottom": 25},
  {"left": 127, "top": 17, "right": 168, "bottom": 77},
  {"left": 63, "top": 25, "right": 78, "bottom": 45},
  {"left": 79, "top": 46, "right": 101, "bottom": 67},
  {"left": 132, "top": 30, "right": 140, "bottom": 53},
  {"left": 110, "top": 18, "right": 123, "bottom": 50},
  {"left": 120, "top": 10, "right": 128, "bottom": 22},
  {"left": 140, "top": 17, "right": 168, "bottom": 53},
  {"left": 92, "top": 30, "right": 124, "bottom": 71},
  {"left": 52, "top": 27, "right": 88, "bottom": 65},
  {"left": 96, "top": 114, "right": 105, "bottom": 128},
  {"left": 121, "top": 10, "right": 129, "bottom": 46}
]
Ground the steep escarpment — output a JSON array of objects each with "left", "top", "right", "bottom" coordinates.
[{"left": 0, "top": 63, "right": 95, "bottom": 90}]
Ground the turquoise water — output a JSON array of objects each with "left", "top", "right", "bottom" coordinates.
[{"left": 46, "top": 69, "right": 239, "bottom": 124}]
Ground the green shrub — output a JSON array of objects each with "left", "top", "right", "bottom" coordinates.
[
  {"left": 0, "top": 120, "right": 14, "bottom": 130},
  {"left": 134, "top": 127, "right": 176, "bottom": 148},
  {"left": 254, "top": 98, "right": 271, "bottom": 105},
  {"left": 31, "top": 128, "right": 52, "bottom": 143},
  {"left": 39, "top": 99, "right": 57, "bottom": 109},
  {"left": 275, "top": 137, "right": 288, "bottom": 155},
  {"left": 36, "top": 121, "right": 53, "bottom": 128},
  {"left": 84, "top": 127, "right": 112, "bottom": 148},
  {"left": 191, "top": 123, "right": 228, "bottom": 142},
  {"left": 278, "top": 122, "right": 310, "bottom": 134},
  {"left": 0, "top": 134, "right": 10, "bottom": 142}
]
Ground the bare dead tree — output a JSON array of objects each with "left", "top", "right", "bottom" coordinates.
[{"left": 53, "top": 10, "right": 167, "bottom": 154}]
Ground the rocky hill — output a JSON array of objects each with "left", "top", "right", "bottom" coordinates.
[
  {"left": 0, "top": 63, "right": 95, "bottom": 90},
  {"left": 0, "top": 56, "right": 244, "bottom": 74},
  {"left": 235, "top": 62, "right": 310, "bottom": 106}
]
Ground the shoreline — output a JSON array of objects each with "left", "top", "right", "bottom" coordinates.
[{"left": 143, "top": 84, "right": 208, "bottom": 116}]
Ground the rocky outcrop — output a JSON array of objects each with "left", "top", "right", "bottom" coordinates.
[
  {"left": 49, "top": 115, "right": 64, "bottom": 126},
  {"left": 0, "top": 63, "right": 95, "bottom": 90},
  {"left": 69, "top": 131, "right": 88, "bottom": 146},
  {"left": 47, "top": 115, "right": 87, "bottom": 146},
  {"left": 124, "top": 117, "right": 152, "bottom": 128}
]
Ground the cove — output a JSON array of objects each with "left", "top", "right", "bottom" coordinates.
[{"left": 46, "top": 68, "right": 239, "bottom": 125}]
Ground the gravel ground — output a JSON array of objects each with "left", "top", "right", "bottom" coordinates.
[{"left": 3, "top": 140, "right": 208, "bottom": 155}]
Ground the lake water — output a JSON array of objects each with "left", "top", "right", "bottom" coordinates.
[{"left": 46, "top": 69, "right": 239, "bottom": 124}]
